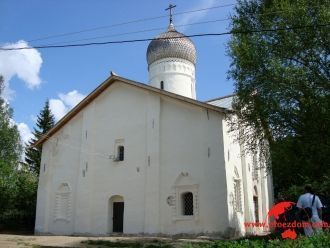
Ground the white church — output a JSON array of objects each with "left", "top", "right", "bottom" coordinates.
[{"left": 34, "top": 18, "right": 273, "bottom": 237}]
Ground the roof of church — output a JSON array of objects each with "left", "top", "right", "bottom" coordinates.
[
  {"left": 34, "top": 75, "right": 230, "bottom": 147},
  {"left": 146, "top": 24, "right": 197, "bottom": 65},
  {"left": 206, "top": 94, "right": 235, "bottom": 110}
]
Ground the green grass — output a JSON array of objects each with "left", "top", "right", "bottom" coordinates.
[
  {"left": 184, "top": 231, "right": 330, "bottom": 248},
  {"left": 81, "top": 231, "right": 330, "bottom": 248}
]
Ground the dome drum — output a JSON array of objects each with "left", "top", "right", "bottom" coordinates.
[{"left": 147, "top": 23, "right": 197, "bottom": 99}]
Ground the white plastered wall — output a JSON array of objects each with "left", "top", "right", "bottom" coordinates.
[
  {"left": 157, "top": 99, "right": 229, "bottom": 235},
  {"left": 222, "top": 118, "right": 274, "bottom": 237},
  {"left": 221, "top": 118, "right": 246, "bottom": 237},
  {"left": 35, "top": 81, "right": 241, "bottom": 236},
  {"left": 35, "top": 112, "right": 83, "bottom": 235}
]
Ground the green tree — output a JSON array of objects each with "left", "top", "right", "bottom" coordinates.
[
  {"left": 0, "top": 75, "right": 27, "bottom": 230},
  {"left": 25, "top": 100, "right": 55, "bottom": 176},
  {"left": 0, "top": 76, "right": 22, "bottom": 167},
  {"left": 228, "top": 0, "right": 330, "bottom": 197},
  {"left": 0, "top": 75, "right": 22, "bottom": 211}
]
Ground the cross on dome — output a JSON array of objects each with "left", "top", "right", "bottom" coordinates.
[
  {"left": 147, "top": 3, "right": 197, "bottom": 99},
  {"left": 146, "top": 4, "right": 197, "bottom": 66},
  {"left": 165, "top": 4, "right": 176, "bottom": 24}
]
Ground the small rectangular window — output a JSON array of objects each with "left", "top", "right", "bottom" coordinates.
[
  {"left": 113, "top": 139, "right": 125, "bottom": 163},
  {"left": 118, "top": 146, "right": 124, "bottom": 161},
  {"left": 182, "top": 192, "right": 194, "bottom": 216},
  {"left": 160, "top": 81, "right": 164, "bottom": 90}
]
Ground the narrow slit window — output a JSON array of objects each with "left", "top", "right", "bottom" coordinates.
[
  {"left": 252, "top": 154, "right": 258, "bottom": 180},
  {"left": 118, "top": 146, "right": 124, "bottom": 161},
  {"left": 253, "top": 196, "right": 259, "bottom": 222},
  {"left": 234, "top": 180, "right": 242, "bottom": 212},
  {"left": 160, "top": 81, "right": 164, "bottom": 90}
]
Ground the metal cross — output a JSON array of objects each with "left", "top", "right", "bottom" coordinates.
[{"left": 165, "top": 4, "right": 176, "bottom": 24}]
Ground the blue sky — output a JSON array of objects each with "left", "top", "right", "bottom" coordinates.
[{"left": 1, "top": 0, "right": 236, "bottom": 144}]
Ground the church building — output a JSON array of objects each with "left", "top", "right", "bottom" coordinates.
[{"left": 34, "top": 17, "right": 273, "bottom": 237}]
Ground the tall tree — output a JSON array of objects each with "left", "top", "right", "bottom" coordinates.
[
  {"left": 25, "top": 100, "right": 55, "bottom": 176},
  {"left": 0, "top": 75, "right": 26, "bottom": 228},
  {"left": 0, "top": 76, "right": 22, "bottom": 166},
  {"left": 228, "top": 0, "right": 330, "bottom": 196}
]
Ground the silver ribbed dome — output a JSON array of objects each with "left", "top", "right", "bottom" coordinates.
[{"left": 147, "top": 24, "right": 197, "bottom": 65}]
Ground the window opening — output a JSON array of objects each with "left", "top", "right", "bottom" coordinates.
[
  {"left": 252, "top": 154, "right": 258, "bottom": 180},
  {"left": 182, "top": 192, "right": 194, "bottom": 216},
  {"left": 117, "top": 146, "right": 124, "bottom": 161},
  {"left": 253, "top": 196, "right": 259, "bottom": 222},
  {"left": 234, "top": 180, "right": 242, "bottom": 212}
]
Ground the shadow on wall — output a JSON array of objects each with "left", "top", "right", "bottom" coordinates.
[{"left": 225, "top": 212, "right": 245, "bottom": 238}]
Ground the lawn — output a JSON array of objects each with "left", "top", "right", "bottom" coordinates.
[{"left": 81, "top": 231, "right": 330, "bottom": 248}]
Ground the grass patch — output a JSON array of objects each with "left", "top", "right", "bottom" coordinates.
[
  {"left": 81, "top": 231, "right": 330, "bottom": 248},
  {"left": 183, "top": 231, "right": 330, "bottom": 248}
]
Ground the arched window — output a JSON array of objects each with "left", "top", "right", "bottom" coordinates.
[
  {"left": 181, "top": 192, "right": 194, "bottom": 216},
  {"left": 234, "top": 180, "right": 242, "bottom": 212},
  {"left": 173, "top": 173, "right": 199, "bottom": 220},
  {"left": 234, "top": 167, "right": 242, "bottom": 213}
]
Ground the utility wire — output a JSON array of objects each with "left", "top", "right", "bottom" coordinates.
[
  {"left": 30, "top": 8, "right": 310, "bottom": 47},
  {"left": 41, "top": 18, "right": 231, "bottom": 46},
  {"left": 1, "top": 23, "right": 329, "bottom": 51},
  {"left": 27, "top": 3, "right": 235, "bottom": 43}
]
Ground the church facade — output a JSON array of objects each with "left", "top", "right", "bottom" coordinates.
[{"left": 35, "top": 22, "right": 273, "bottom": 237}]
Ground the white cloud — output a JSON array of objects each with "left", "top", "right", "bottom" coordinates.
[
  {"left": 15, "top": 90, "right": 85, "bottom": 150},
  {"left": 177, "top": 0, "right": 217, "bottom": 32},
  {"left": 50, "top": 90, "right": 85, "bottom": 121},
  {"left": 0, "top": 40, "right": 43, "bottom": 100},
  {"left": 49, "top": 99, "right": 67, "bottom": 121},
  {"left": 59, "top": 90, "right": 85, "bottom": 109},
  {"left": 16, "top": 122, "right": 33, "bottom": 161},
  {"left": 17, "top": 122, "right": 33, "bottom": 145}
]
